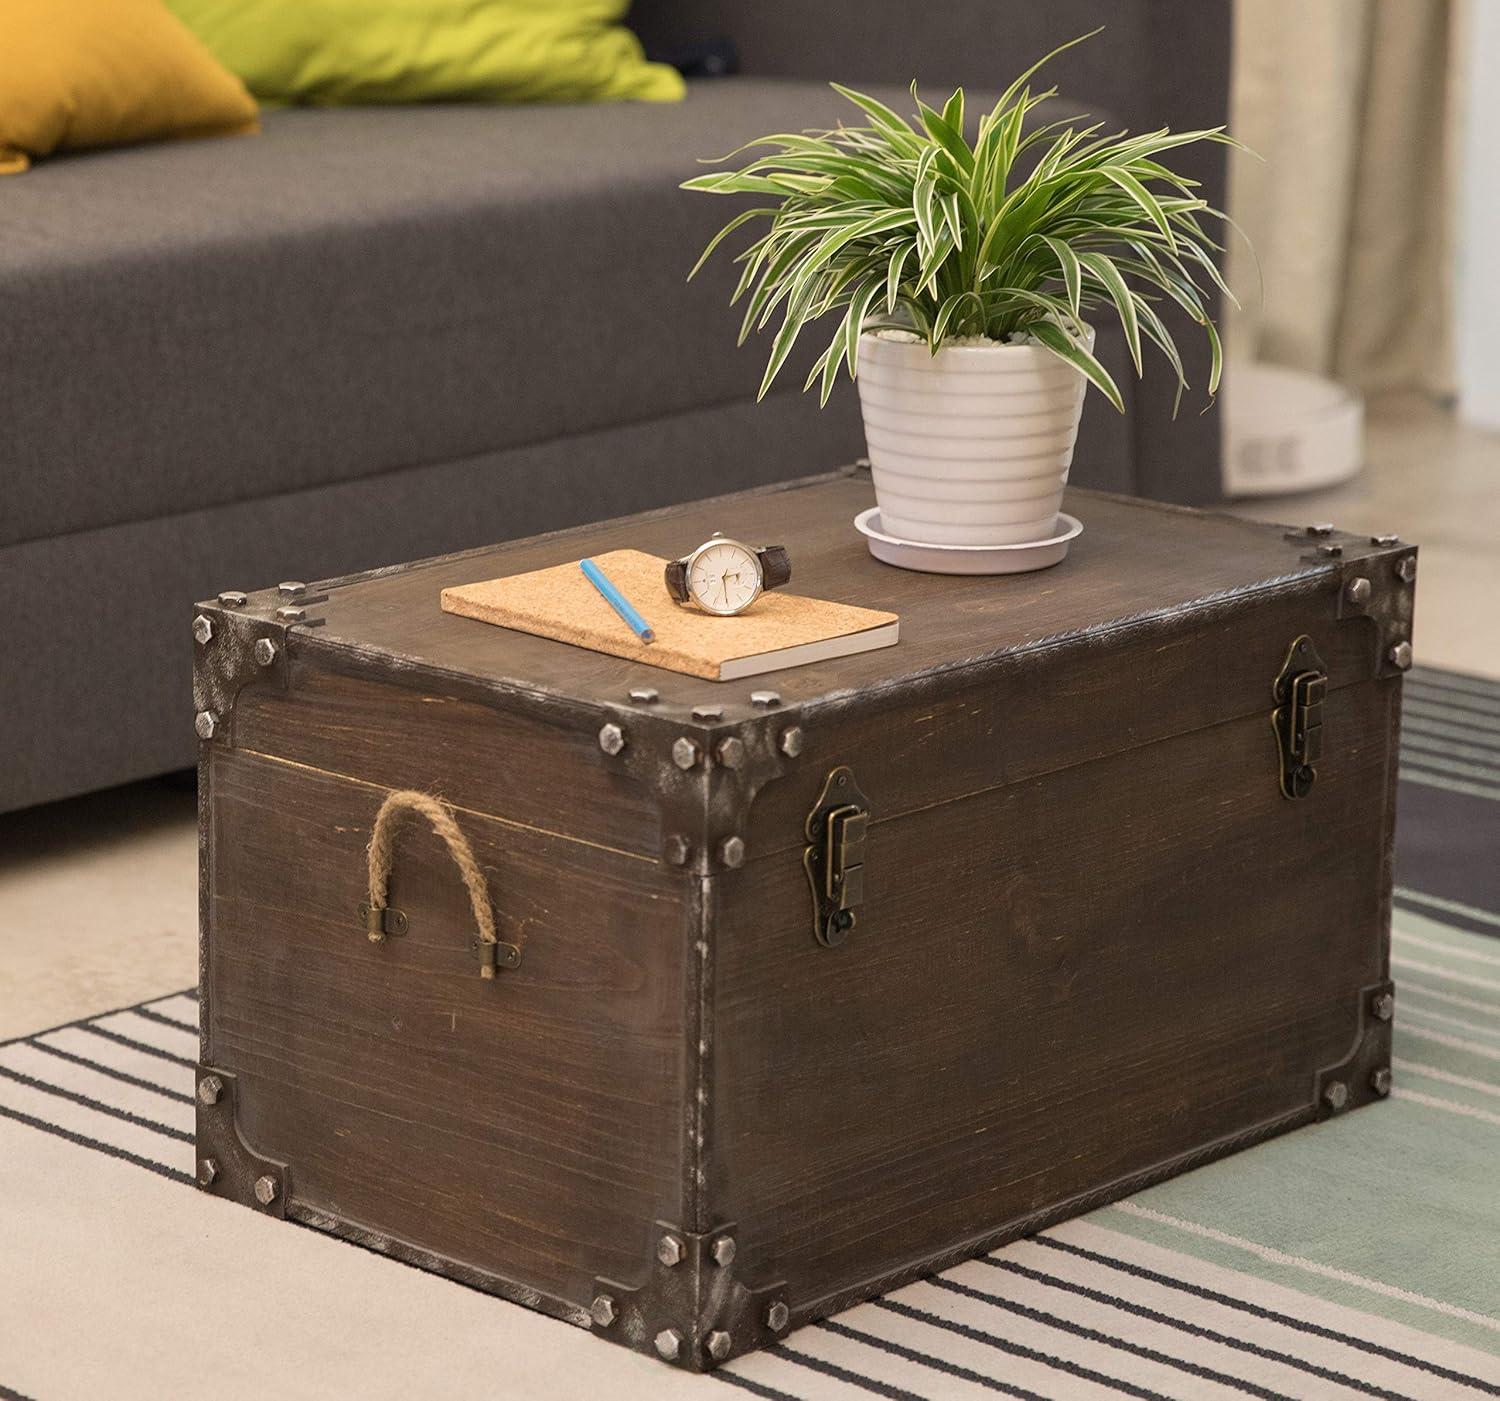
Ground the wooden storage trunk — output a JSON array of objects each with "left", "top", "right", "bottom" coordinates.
[{"left": 194, "top": 470, "right": 1414, "bottom": 1371}]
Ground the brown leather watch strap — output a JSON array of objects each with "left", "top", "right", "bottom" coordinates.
[
  {"left": 757, "top": 545, "right": 792, "bottom": 591},
  {"left": 664, "top": 558, "right": 690, "bottom": 603}
]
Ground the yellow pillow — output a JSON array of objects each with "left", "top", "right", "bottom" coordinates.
[
  {"left": 165, "top": 0, "right": 685, "bottom": 107},
  {"left": 0, "top": 0, "right": 259, "bottom": 174}
]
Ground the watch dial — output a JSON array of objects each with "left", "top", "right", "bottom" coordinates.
[{"left": 689, "top": 542, "right": 760, "bottom": 614}]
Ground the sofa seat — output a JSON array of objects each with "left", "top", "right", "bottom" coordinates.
[{"left": 0, "top": 79, "right": 1118, "bottom": 549}]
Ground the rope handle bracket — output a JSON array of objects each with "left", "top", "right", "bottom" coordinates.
[
  {"left": 360, "top": 903, "right": 409, "bottom": 940},
  {"left": 470, "top": 935, "right": 523, "bottom": 975},
  {"left": 362, "top": 790, "right": 521, "bottom": 980}
]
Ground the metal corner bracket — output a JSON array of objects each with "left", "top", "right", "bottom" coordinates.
[{"left": 590, "top": 1220, "right": 789, "bottom": 1371}]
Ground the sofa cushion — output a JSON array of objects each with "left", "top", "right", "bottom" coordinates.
[
  {"left": 166, "top": 0, "right": 684, "bottom": 106},
  {"left": 0, "top": 79, "right": 1103, "bottom": 547},
  {"left": 0, "top": 0, "right": 258, "bottom": 176}
]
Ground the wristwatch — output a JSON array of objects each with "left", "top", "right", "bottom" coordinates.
[{"left": 664, "top": 536, "right": 792, "bottom": 616}]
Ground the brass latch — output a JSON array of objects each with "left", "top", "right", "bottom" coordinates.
[
  {"left": 1271, "top": 635, "right": 1329, "bottom": 799},
  {"left": 803, "top": 766, "right": 870, "bottom": 947}
]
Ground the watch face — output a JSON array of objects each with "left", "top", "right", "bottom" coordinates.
[{"left": 687, "top": 540, "right": 761, "bottom": 615}]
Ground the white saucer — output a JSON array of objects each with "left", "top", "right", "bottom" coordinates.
[{"left": 854, "top": 508, "right": 1083, "bottom": 575}]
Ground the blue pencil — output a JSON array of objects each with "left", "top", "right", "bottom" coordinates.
[{"left": 580, "top": 558, "right": 656, "bottom": 644}]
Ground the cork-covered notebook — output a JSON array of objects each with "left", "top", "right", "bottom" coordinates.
[{"left": 440, "top": 549, "right": 899, "bottom": 681}]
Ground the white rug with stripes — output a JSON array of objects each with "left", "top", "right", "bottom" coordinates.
[{"left": 2, "top": 667, "right": 1496, "bottom": 1400}]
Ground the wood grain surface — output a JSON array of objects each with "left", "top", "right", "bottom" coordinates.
[
  {"left": 710, "top": 680, "right": 1398, "bottom": 1309},
  {"left": 198, "top": 467, "right": 1407, "bottom": 1367},
  {"left": 293, "top": 473, "right": 1347, "bottom": 715},
  {"left": 205, "top": 747, "right": 690, "bottom": 1304}
]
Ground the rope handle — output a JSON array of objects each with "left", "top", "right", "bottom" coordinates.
[{"left": 363, "top": 790, "right": 520, "bottom": 978}]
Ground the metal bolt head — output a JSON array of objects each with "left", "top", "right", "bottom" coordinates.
[
  {"left": 192, "top": 614, "right": 215, "bottom": 644},
  {"left": 780, "top": 726, "right": 804, "bottom": 758},
  {"left": 663, "top": 834, "right": 691, "bottom": 867},
  {"left": 765, "top": 1300, "right": 790, "bottom": 1333},
  {"left": 716, "top": 737, "right": 746, "bottom": 770},
  {"left": 710, "top": 1235, "right": 737, "bottom": 1267},
  {"left": 253, "top": 1174, "right": 280, "bottom": 1206},
  {"left": 1323, "top": 1080, "right": 1349, "bottom": 1112},
  {"left": 1307, "top": 523, "right": 1335, "bottom": 537},
  {"left": 1344, "top": 577, "right": 1371, "bottom": 606},
  {"left": 656, "top": 1233, "right": 684, "bottom": 1268},
  {"left": 654, "top": 1329, "right": 682, "bottom": 1361},
  {"left": 628, "top": 687, "right": 659, "bottom": 705},
  {"left": 1371, "top": 991, "right": 1395, "bottom": 1021},
  {"left": 194, "top": 711, "right": 218, "bottom": 740},
  {"left": 1370, "top": 1067, "right": 1393, "bottom": 1097},
  {"left": 197, "top": 1074, "right": 223, "bottom": 1105},
  {"left": 590, "top": 1294, "right": 617, "bottom": 1328},
  {"left": 197, "top": 1157, "right": 219, "bottom": 1187},
  {"left": 672, "top": 737, "right": 700, "bottom": 770},
  {"left": 692, "top": 704, "right": 724, "bottom": 722},
  {"left": 1370, "top": 533, "right": 1400, "bottom": 546},
  {"left": 1395, "top": 555, "right": 1417, "bottom": 584},
  {"left": 1388, "top": 640, "right": 1414, "bottom": 671},
  {"left": 253, "top": 637, "right": 278, "bottom": 667},
  {"left": 216, "top": 590, "right": 248, "bottom": 608},
  {"left": 598, "top": 722, "right": 627, "bottom": 756},
  {"left": 1316, "top": 543, "right": 1343, "bottom": 558},
  {"left": 750, "top": 690, "right": 781, "bottom": 708},
  {"left": 706, "top": 1331, "right": 732, "bottom": 1363},
  {"left": 276, "top": 606, "right": 307, "bottom": 624},
  {"left": 720, "top": 835, "right": 746, "bottom": 869},
  {"left": 278, "top": 581, "right": 306, "bottom": 598}
]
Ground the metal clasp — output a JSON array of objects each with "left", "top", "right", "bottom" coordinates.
[
  {"left": 1271, "top": 635, "right": 1329, "bottom": 799},
  {"left": 803, "top": 766, "right": 870, "bottom": 947}
]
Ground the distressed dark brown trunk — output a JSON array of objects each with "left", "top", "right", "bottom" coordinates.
[{"left": 194, "top": 469, "right": 1413, "bottom": 1370}]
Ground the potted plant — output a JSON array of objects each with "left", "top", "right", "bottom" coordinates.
[{"left": 684, "top": 33, "right": 1237, "bottom": 557}]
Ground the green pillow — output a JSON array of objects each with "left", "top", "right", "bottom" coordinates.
[{"left": 166, "top": 0, "right": 685, "bottom": 106}]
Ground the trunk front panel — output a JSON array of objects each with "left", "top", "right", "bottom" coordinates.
[{"left": 713, "top": 677, "right": 1398, "bottom": 1312}]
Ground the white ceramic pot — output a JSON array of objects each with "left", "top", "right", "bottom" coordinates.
[{"left": 855, "top": 330, "right": 1092, "bottom": 546}]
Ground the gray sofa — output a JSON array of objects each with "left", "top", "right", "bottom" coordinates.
[{"left": 0, "top": 0, "right": 1229, "bottom": 814}]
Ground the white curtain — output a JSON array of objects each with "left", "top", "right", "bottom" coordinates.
[{"left": 1227, "top": 0, "right": 1463, "bottom": 397}]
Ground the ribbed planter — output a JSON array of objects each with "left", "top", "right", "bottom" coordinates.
[{"left": 856, "top": 330, "right": 1092, "bottom": 546}]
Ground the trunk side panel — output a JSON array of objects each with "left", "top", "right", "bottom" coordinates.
[{"left": 204, "top": 744, "right": 690, "bottom": 1310}]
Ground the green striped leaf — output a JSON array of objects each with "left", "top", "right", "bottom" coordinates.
[
  {"left": 683, "top": 37, "right": 1238, "bottom": 409},
  {"left": 1027, "top": 320, "right": 1125, "bottom": 412}
]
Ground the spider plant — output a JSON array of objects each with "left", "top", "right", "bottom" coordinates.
[{"left": 682, "top": 31, "right": 1239, "bottom": 413}]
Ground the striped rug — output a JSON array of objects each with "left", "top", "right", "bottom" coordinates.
[{"left": 2, "top": 666, "right": 1497, "bottom": 1400}]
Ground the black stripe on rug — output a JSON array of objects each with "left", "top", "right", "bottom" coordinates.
[
  {"left": 874, "top": 1297, "right": 1173, "bottom": 1401},
  {"left": 0, "top": 1101, "right": 189, "bottom": 1185},
  {"left": 818, "top": 1317, "right": 1047, "bottom": 1399},
  {"left": 713, "top": 1372, "right": 802, "bottom": 1400},
  {"left": 927, "top": 1275, "right": 1291, "bottom": 1400},
  {"left": 0, "top": 1064, "right": 192, "bottom": 1144},
  {"left": 1033, "top": 1235, "right": 1500, "bottom": 1396},
  {"left": 77, "top": 1023, "right": 196, "bottom": 1070},
  {"left": 130, "top": 1004, "right": 200, "bottom": 1037},
  {"left": 979, "top": 1256, "right": 1410, "bottom": 1400},
  {"left": 1397, "top": 668, "right": 1500, "bottom": 937},
  {"left": 1394, "top": 888, "right": 1500, "bottom": 941},
  {"left": 26, "top": 1041, "right": 193, "bottom": 1105},
  {"left": 0, "top": 988, "right": 199, "bottom": 1052},
  {"left": 767, "top": 1343, "right": 924, "bottom": 1399}
]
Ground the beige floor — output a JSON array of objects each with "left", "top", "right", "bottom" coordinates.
[
  {"left": 0, "top": 777, "right": 198, "bottom": 1040},
  {"left": 1224, "top": 393, "right": 1500, "bottom": 682},
  {"left": 2, "top": 389, "right": 1496, "bottom": 1046}
]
